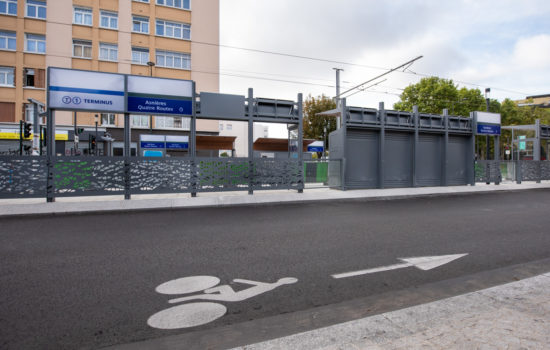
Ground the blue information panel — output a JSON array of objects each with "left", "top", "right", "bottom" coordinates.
[
  {"left": 477, "top": 124, "right": 501, "bottom": 135},
  {"left": 140, "top": 141, "right": 165, "bottom": 149},
  {"left": 166, "top": 142, "right": 189, "bottom": 150},
  {"left": 308, "top": 146, "right": 324, "bottom": 152},
  {"left": 128, "top": 96, "right": 192, "bottom": 116}
]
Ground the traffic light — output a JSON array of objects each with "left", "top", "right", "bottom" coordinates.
[
  {"left": 89, "top": 135, "right": 96, "bottom": 150},
  {"left": 23, "top": 122, "right": 32, "bottom": 138}
]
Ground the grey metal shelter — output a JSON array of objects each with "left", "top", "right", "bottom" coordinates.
[
  {"left": 328, "top": 100, "right": 475, "bottom": 190},
  {"left": 0, "top": 67, "right": 304, "bottom": 201}
]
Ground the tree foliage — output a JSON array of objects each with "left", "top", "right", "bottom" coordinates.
[
  {"left": 393, "top": 77, "right": 487, "bottom": 116},
  {"left": 303, "top": 94, "right": 337, "bottom": 147},
  {"left": 393, "top": 76, "right": 550, "bottom": 126}
]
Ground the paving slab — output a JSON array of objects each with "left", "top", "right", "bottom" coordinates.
[{"left": 230, "top": 274, "right": 550, "bottom": 350}]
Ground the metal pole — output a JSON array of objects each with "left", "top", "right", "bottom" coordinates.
[
  {"left": 248, "top": 88, "right": 254, "bottom": 195},
  {"left": 334, "top": 68, "right": 343, "bottom": 129},
  {"left": 46, "top": 109, "right": 55, "bottom": 202},
  {"left": 378, "top": 102, "right": 385, "bottom": 189},
  {"left": 190, "top": 81, "right": 197, "bottom": 197},
  {"left": 298, "top": 92, "right": 304, "bottom": 193},
  {"left": 124, "top": 112, "right": 131, "bottom": 199},
  {"left": 413, "top": 105, "right": 419, "bottom": 187},
  {"left": 19, "top": 120, "right": 23, "bottom": 155},
  {"left": 443, "top": 108, "right": 449, "bottom": 186},
  {"left": 73, "top": 111, "right": 78, "bottom": 155},
  {"left": 32, "top": 103, "right": 40, "bottom": 155},
  {"left": 485, "top": 94, "right": 490, "bottom": 184}
]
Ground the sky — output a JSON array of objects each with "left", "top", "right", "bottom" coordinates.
[{"left": 218, "top": 0, "right": 549, "bottom": 105}]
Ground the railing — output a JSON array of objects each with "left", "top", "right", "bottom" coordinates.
[
  {"left": 0, "top": 156, "right": 304, "bottom": 200},
  {"left": 475, "top": 160, "right": 550, "bottom": 184}
]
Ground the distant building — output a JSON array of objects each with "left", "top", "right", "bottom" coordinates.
[
  {"left": 515, "top": 94, "right": 550, "bottom": 108},
  {"left": 218, "top": 121, "right": 268, "bottom": 157},
  {"left": 0, "top": 0, "right": 220, "bottom": 155}
]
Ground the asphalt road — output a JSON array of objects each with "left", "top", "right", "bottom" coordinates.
[{"left": 1, "top": 190, "right": 550, "bottom": 350}]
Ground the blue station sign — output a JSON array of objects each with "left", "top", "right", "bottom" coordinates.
[{"left": 477, "top": 124, "right": 501, "bottom": 135}]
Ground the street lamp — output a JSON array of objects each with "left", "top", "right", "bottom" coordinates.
[{"left": 147, "top": 61, "right": 155, "bottom": 133}]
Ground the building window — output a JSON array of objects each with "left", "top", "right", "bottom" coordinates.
[
  {"left": 101, "top": 113, "right": 116, "bottom": 126},
  {"left": 155, "top": 116, "right": 189, "bottom": 129},
  {"left": 156, "top": 50, "right": 190, "bottom": 70},
  {"left": 74, "top": 7, "right": 92, "bottom": 26},
  {"left": 73, "top": 39, "right": 92, "bottom": 58},
  {"left": 0, "top": 67, "right": 15, "bottom": 87},
  {"left": 157, "top": 0, "right": 190, "bottom": 10},
  {"left": 24, "top": 68, "right": 34, "bottom": 87},
  {"left": 26, "top": 0, "right": 46, "bottom": 19},
  {"left": 99, "top": 43, "right": 118, "bottom": 61},
  {"left": 226, "top": 124, "right": 232, "bottom": 130},
  {"left": 25, "top": 34, "right": 46, "bottom": 54},
  {"left": 131, "top": 115, "right": 149, "bottom": 128},
  {"left": 0, "top": 31, "right": 16, "bottom": 51},
  {"left": 0, "top": 0, "right": 17, "bottom": 16},
  {"left": 219, "top": 124, "right": 223, "bottom": 131},
  {"left": 156, "top": 19, "right": 190, "bottom": 40},
  {"left": 132, "top": 47, "right": 149, "bottom": 65},
  {"left": 132, "top": 16, "right": 149, "bottom": 34},
  {"left": 100, "top": 10, "right": 118, "bottom": 29}
]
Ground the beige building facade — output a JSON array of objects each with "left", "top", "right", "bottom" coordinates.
[{"left": 0, "top": 0, "right": 219, "bottom": 134}]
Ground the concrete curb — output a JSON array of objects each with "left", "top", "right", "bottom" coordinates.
[{"left": 1, "top": 182, "right": 549, "bottom": 217}]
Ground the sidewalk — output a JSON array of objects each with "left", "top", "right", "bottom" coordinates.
[
  {"left": 230, "top": 273, "right": 550, "bottom": 350},
  {"left": 1, "top": 181, "right": 550, "bottom": 217}
]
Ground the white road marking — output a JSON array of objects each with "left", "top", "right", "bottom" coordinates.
[
  {"left": 147, "top": 302, "right": 227, "bottom": 329},
  {"left": 155, "top": 276, "right": 220, "bottom": 295},
  {"left": 332, "top": 253, "right": 468, "bottom": 279},
  {"left": 148, "top": 276, "right": 298, "bottom": 329}
]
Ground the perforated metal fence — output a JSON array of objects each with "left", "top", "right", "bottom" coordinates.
[{"left": 0, "top": 156, "right": 303, "bottom": 200}]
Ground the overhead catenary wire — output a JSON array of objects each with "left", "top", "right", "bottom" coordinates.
[{"left": 36, "top": 18, "right": 534, "bottom": 96}]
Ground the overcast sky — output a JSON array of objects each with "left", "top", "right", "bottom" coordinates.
[{"left": 219, "top": 0, "right": 549, "bottom": 107}]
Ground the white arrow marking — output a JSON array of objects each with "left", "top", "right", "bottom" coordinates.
[{"left": 332, "top": 253, "right": 468, "bottom": 279}]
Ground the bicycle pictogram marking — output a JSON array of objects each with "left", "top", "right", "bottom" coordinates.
[{"left": 147, "top": 275, "right": 298, "bottom": 329}]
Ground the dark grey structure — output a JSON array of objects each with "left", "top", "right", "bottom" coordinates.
[
  {"left": 0, "top": 88, "right": 304, "bottom": 201},
  {"left": 329, "top": 101, "right": 474, "bottom": 190}
]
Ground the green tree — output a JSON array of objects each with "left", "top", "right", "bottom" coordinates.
[
  {"left": 393, "top": 77, "right": 494, "bottom": 117},
  {"left": 303, "top": 94, "right": 337, "bottom": 148}
]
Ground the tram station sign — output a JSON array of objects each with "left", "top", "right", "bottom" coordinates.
[
  {"left": 48, "top": 68, "right": 125, "bottom": 113},
  {"left": 127, "top": 76, "right": 193, "bottom": 116},
  {"left": 475, "top": 111, "right": 501, "bottom": 135},
  {"left": 47, "top": 67, "right": 193, "bottom": 116}
]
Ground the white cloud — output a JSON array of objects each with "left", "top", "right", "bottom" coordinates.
[{"left": 219, "top": 0, "right": 550, "bottom": 111}]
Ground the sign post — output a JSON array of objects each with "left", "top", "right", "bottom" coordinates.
[{"left": 474, "top": 111, "right": 501, "bottom": 184}]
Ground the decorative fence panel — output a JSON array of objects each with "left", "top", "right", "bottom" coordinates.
[
  {"left": 0, "top": 156, "right": 48, "bottom": 198},
  {"left": 475, "top": 160, "right": 501, "bottom": 183},
  {"left": 52, "top": 157, "right": 126, "bottom": 196},
  {"left": 0, "top": 156, "right": 304, "bottom": 200}
]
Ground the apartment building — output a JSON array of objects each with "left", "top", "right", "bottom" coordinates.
[{"left": 0, "top": 0, "right": 220, "bottom": 155}]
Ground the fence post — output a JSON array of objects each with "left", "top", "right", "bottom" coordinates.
[
  {"left": 46, "top": 109, "right": 55, "bottom": 202},
  {"left": 516, "top": 160, "right": 522, "bottom": 184},
  {"left": 248, "top": 88, "right": 254, "bottom": 195},
  {"left": 297, "top": 92, "right": 304, "bottom": 193},
  {"left": 494, "top": 135, "right": 500, "bottom": 185},
  {"left": 413, "top": 106, "right": 419, "bottom": 187},
  {"left": 442, "top": 109, "right": 449, "bottom": 186},
  {"left": 191, "top": 82, "right": 198, "bottom": 197},
  {"left": 378, "top": 102, "right": 385, "bottom": 189},
  {"left": 124, "top": 112, "right": 131, "bottom": 200}
]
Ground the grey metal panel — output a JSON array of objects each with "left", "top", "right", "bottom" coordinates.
[
  {"left": 199, "top": 92, "right": 245, "bottom": 119},
  {"left": 384, "top": 131, "right": 413, "bottom": 188},
  {"left": 447, "top": 135, "right": 469, "bottom": 185},
  {"left": 345, "top": 129, "right": 379, "bottom": 188},
  {"left": 417, "top": 134, "right": 442, "bottom": 187},
  {"left": 328, "top": 128, "right": 345, "bottom": 159}
]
